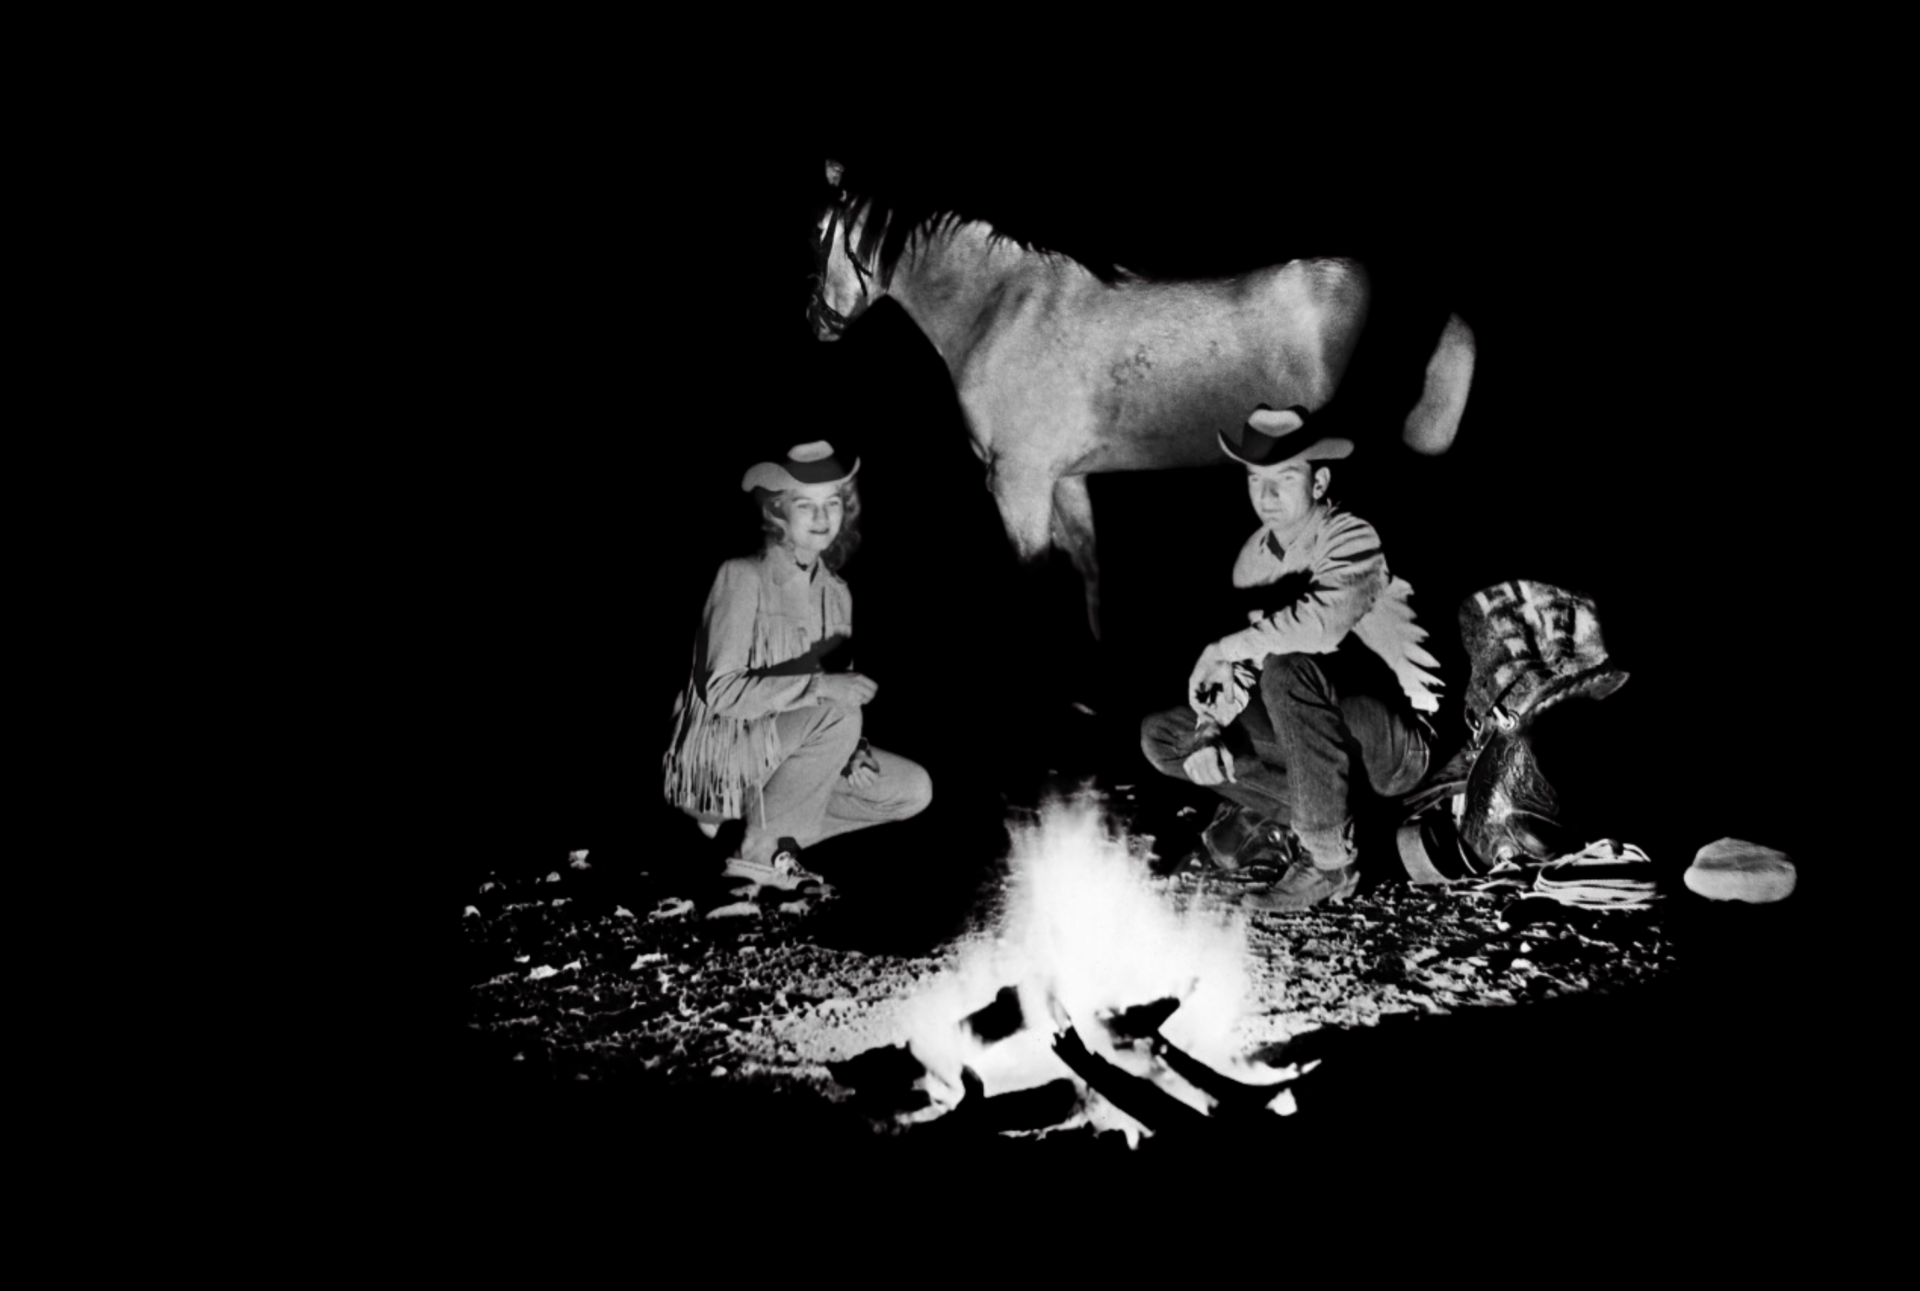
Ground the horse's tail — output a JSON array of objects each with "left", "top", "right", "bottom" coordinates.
[{"left": 1401, "top": 313, "right": 1476, "bottom": 455}]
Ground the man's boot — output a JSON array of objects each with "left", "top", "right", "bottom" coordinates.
[
  {"left": 1244, "top": 822, "right": 1359, "bottom": 911},
  {"left": 1202, "top": 802, "right": 1276, "bottom": 870}
]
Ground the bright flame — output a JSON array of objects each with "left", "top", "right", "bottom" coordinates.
[{"left": 899, "top": 794, "right": 1265, "bottom": 1139}]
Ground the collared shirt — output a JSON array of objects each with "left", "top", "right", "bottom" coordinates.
[{"left": 1214, "top": 503, "right": 1443, "bottom": 714}]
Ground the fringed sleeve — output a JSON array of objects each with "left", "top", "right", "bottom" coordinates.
[
  {"left": 1354, "top": 575, "right": 1445, "bottom": 714},
  {"left": 697, "top": 559, "right": 819, "bottom": 720},
  {"left": 1217, "top": 513, "right": 1385, "bottom": 663},
  {"left": 1220, "top": 510, "right": 1443, "bottom": 714},
  {"left": 661, "top": 555, "right": 856, "bottom": 821}
]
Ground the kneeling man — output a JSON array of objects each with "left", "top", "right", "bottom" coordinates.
[{"left": 1141, "top": 406, "right": 1442, "bottom": 910}]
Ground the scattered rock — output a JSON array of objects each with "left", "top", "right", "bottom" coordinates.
[
  {"left": 513, "top": 954, "right": 530, "bottom": 964},
  {"left": 568, "top": 850, "right": 591, "bottom": 870},
  {"left": 528, "top": 965, "right": 559, "bottom": 981},
  {"left": 650, "top": 899, "right": 695, "bottom": 921},
  {"left": 462, "top": 905, "right": 481, "bottom": 919},
  {"left": 478, "top": 881, "right": 499, "bottom": 895},
  {"left": 561, "top": 959, "right": 583, "bottom": 972},
  {"left": 706, "top": 902, "right": 761, "bottom": 920},
  {"left": 778, "top": 899, "right": 811, "bottom": 915},
  {"left": 545, "top": 871, "right": 562, "bottom": 884},
  {"left": 1685, "top": 838, "right": 1795, "bottom": 903},
  {"left": 613, "top": 906, "right": 635, "bottom": 919},
  {"left": 631, "top": 953, "right": 666, "bottom": 969},
  {"left": 711, "top": 1065, "right": 728, "bottom": 1078}
]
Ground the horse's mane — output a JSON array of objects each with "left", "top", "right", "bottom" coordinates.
[{"left": 834, "top": 166, "right": 1129, "bottom": 287}]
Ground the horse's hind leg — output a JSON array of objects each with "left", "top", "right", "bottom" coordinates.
[{"left": 1050, "top": 474, "right": 1102, "bottom": 642}]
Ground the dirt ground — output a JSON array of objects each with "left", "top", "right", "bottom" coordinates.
[{"left": 453, "top": 790, "right": 1726, "bottom": 1168}]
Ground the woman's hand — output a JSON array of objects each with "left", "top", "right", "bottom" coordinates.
[
  {"left": 815, "top": 672, "right": 878, "bottom": 707},
  {"left": 843, "top": 739, "right": 882, "bottom": 789}
]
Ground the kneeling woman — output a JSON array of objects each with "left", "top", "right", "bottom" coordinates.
[{"left": 662, "top": 442, "right": 932, "bottom": 888}]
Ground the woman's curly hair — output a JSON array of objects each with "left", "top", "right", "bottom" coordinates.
[{"left": 751, "top": 479, "right": 863, "bottom": 572}]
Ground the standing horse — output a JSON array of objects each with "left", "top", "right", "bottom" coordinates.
[{"left": 807, "top": 160, "right": 1476, "bottom": 637}]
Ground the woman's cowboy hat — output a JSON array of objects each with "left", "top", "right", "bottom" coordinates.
[
  {"left": 740, "top": 441, "right": 861, "bottom": 492},
  {"left": 1217, "top": 405, "right": 1353, "bottom": 469}
]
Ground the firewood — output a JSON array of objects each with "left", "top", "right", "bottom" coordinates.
[
  {"left": 1149, "top": 1033, "right": 1291, "bottom": 1119},
  {"left": 1049, "top": 1026, "right": 1211, "bottom": 1139},
  {"left": 961, "top": 985, "right": 1025, "bottom": 1043},
  {"left": 1099, "top": 995, "right": 1183, "bottom": 1043}
]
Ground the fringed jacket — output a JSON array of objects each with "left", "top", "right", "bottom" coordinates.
[
  {"left": 1193, "top": 503, "right": 1443, "bottom": 726},
  {"left": 662, "top": 546, "right": 853, "bottom": 822}
]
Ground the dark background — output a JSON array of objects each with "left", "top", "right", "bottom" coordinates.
[{"left": 416, "top": 111, "right": 1827, "bottom": 903}]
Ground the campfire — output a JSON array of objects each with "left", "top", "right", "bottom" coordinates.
[{"left": 835, "top": 798, "right": 1313, "bottom": 1146}]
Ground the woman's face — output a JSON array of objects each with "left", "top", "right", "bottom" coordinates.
[{"left": 785, "top": 481, "right": 845, "bottom": 563}]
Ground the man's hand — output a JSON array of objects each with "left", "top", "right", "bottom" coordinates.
[
  {"left": 815, "top": 672, "right": 878, "bottom": 707},
  {"left": 1188, "top": 643, "right": 1226, "bottom": 709},
  {"left": 1189, "top": 643, "right": 1252, "bottom": 727},
  {"left": 1183, "top": 743, "right": 1236, "bottom": 786}
]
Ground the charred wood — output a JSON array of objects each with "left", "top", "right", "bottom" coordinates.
[
  {"left": 1050, "top": 1026, "right": 1212, "bottom": 1140},
  {"left": 961, "top": 985, "right": 1025, "bottom": 1043},
  {"left": 1099, "top": 995, "right": 1183, "bottom": 1043},
  {"left": 1148, "top": 1033, "right": 1291, "bottom": 1120}
]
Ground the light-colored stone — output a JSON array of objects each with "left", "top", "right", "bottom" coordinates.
[
  {"left": 705, "top": 901, "right": 762, "bottom": 920},
  {"left": 1684, "top": 837, "right": 1796, "bottom": 904}
]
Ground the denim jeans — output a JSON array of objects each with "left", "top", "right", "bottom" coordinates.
[{"left": 1141, "top": 648, "right": 1430, "bottom": 854}]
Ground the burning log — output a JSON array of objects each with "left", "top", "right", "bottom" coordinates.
[
  {"left": 924, "top": 1068, "right": 1087, "bottom": 1138},
  {"left": 961, "top": 985, "right": 1026, "bottom": 1044},
  {"left": 1048, "top": 1024, "right": 1213, "bottom": 1141},
  {"left": 1147, "top": 1033, "right": 1295, "bottom": 1121},
  {"left": 1097, "top": 995, "right": 1184, "bottom": 1043},
  {"left": 826, "top": 1042, "right": 934, "bottom": 1118}
]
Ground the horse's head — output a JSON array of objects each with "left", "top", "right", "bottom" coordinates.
[{"left": 808, "top": 159, "right": 882, "bottom": 341}]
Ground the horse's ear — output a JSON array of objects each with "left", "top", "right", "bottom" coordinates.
[{"left": 824, "top": 159, "right": 844, "bottom": 189}]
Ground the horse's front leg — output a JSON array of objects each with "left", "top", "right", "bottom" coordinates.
[
  {"left": 988, "top": 457, "right": 1058, "bottom": 565},
  {"left": 1049, "top": 474, "right": 1101, "bottom": 642}
]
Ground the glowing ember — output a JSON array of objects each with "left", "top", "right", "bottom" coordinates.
[{"left": 897, "top": 796, "right": 1288, "bottom": 1143}]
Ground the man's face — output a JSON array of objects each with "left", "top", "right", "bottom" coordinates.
[
  {"left": 1246, "top": 461, "right": 1326, "bottom": 530},
  {"left": 786, "top": 481, "right": 846, "bottom": 563}
]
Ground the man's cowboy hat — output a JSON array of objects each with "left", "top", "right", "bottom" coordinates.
[
  {"left": 1217, "top": 405, "right": 1353, "bottom": 469},
  {"left": 740, "top": 441, "right": 861, "bottom": 492}
]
